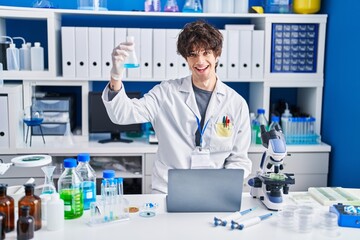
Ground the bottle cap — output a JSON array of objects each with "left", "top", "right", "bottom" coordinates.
[
  {"left": 77, "top": 153, "right": 90, "bottom": 162},
  {"left": 257, "top": 108, "right": 265, "bottom": 114},
  {"left": 51, "top": 193, "right": 60, "bottom": 200},
  {"left": 24, "top": 183, "right": 35, "bottom": 190},
  {"left": 63, "top": 158, "right": 77, "bottom": 168},
  {"left": 34, "top": 42, "right": 41, "bottom": 47},
  {"left": 103, "top": 170, "right": 115, "bottom": 179},
  {"left": 118, "top": 177, "right": 123, "bottom": 183},
  {"left": 271, "top": 116, "right": 279, "bottom": 122}
]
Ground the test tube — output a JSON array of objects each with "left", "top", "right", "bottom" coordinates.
[{"left": 124, "top": 36, "right": 140, "bottom": 68}]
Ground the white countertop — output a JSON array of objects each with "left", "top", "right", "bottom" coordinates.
[{"left": 4, "top": 192, "right": 358, "bottom": 240}]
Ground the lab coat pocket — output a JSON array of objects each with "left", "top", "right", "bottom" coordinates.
[{"left": 210, "top": 117, "right": 234, "bottom": 152}]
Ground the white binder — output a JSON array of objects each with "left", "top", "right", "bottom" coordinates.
[
  {"left": 88, "top": 27, "right": 102, "bottom": 79},
  {"left": 166, "top": 29, "right": 179, "bottom": 79},
  {"left": 0, "top": 95, "right": 9, "bottom": 148},
  {"left": 140, "top": 28, "right": 153, "bottom": 79},
  {"left": 217, "top": 29, "right": 228, "bottom": 79},
  {"left": 239, "top": 30, "right": 252, "bottom": 79},
  {"left": 101, "top": 28, "right": 114, "bottom": 79},
  {"left": 251, "top": 30, "right": 265, "bottom": 79},
  {"left": 75, "top": 27, "right": 89, "bottom": 78},
  {"left": 126, "top": 28, "right": 141, "bottom": 79},
  {"left": 61, "top": 27, "right": 76, "bottom": 77},
  {"left": 114, "top": 28, "right": 127, "bottom": 47},
  {"left": 227, "top": 29, "right": 240, "bottom": 80},
  {"left": 178, "top": 54, "right": 189, "bottom": 79},
  {"left": 153, "top": 29, "right": 166, "bottom": 79}
]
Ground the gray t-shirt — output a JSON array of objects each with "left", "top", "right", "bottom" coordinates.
[{"left": 193, "top": 84, "right": 212, "bottom": 146}]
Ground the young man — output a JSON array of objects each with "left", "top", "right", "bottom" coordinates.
[{"left": 102, "top": 20, "right": 252, "bottom": 194}]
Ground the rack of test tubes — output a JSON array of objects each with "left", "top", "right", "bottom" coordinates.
[
  {"left": 87, "top": 173, "right": 129, "bottom": 227},
  {"left": 282, "top": 117, "right": 321, "bottom": 144}
]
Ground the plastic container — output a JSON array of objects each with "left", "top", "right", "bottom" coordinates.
[
  {"left": 18, "top": 184, "right": 42, "bottom": 231},
  {"left": 293, "top": 0, "right": 320, "bottom": 14},
  {"left": 182, "top": 0, "right": 202, "bottom": 13},
  {"left": 281, "top": 103, "right": 292, "bottom": 135},
  {"left": 164, "top": 0, "right": 179, "bottom": 12},
  {"left": 13, "top": 37, "right": 31, "bottom": 71},
  {"left": 76, "top": 153, "right": 96, "bottom": 210},
  {"left": 0, "top": 184, "right": 15, "bottom": 232},
  {"left": 123, "top": 36, "right": 140, "bottom": 69},
  {"left": 1, "top": 36, "right": 19, "bottom": 71},
  {"left": 30, "top": 42, "right": 44, "bottom": 71},
  {"left": 58, "top": 158, "right": 84, "bottom": 219},
  {"left": 264, "top": 0, "right": 293, "bottom": 13},
  {"left": 253, "top": 108, "right": 268, "bottom": 144},
  {"left": 16, "top": 206, "right": 34, "bottom": 240},
  {"left": 46, "top": 193, "right": 64, "bottom": 231},
  {"left": 77, "top": 0, "right": 107, "bottom": 11}
]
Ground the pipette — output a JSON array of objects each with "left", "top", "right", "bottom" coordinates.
[
  {"left": 214, "top": 207, "right": 256, "bottom": 227},
  {"left": 231, "top": 213, "right": 273, "bottom": 230}
]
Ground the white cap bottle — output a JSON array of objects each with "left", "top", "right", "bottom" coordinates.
[
  {"left": 30, "top": 42, "right": 44, "bottom": 71},
  {"left": 281, "top": 103, "right": 292, "bottom": 135},
  {"left": 13, "top": 37, "right": 31, "bottom": 71},
  {"left": 1, "top": 36, "right": 20, "bottom": 71},
  {"left": 46, "top": 193, "right": 64, "bottom": 231}
]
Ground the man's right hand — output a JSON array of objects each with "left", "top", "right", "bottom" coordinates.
[{"left": 110, "top": 41, "right": 134, "bottom": 81}]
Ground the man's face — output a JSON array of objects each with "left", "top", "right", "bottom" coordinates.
[{"left": 186, "top": 49, "right": 218, "bottom": 82}]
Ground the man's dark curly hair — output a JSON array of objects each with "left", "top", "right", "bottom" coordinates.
[{"left": 177, "top": 20, "right": 223, "bottom": 59}]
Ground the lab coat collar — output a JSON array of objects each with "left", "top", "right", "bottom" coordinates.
[{"left": 180, "top": 75, "right": 226, "bottom": 120}]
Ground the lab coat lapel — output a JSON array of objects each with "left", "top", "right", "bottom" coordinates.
[
  {"left": 204, "top": 78, "right": 226, "bottom": 124},
  {"left": 180, "top": 76, "right": 201, "bottom": 118}
]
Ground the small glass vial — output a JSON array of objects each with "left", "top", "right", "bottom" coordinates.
[
  {"left": 18, "top": 184, "right": 41, "bottom": 231},
  {"left": 17, "top": 206, "right": 34, "bottom": 240},
  {"left": 124, "top": 36, "right": 140, "bottom": 69},
  {"left": 164, "top": 0, "right": 179, "bottom": 12},
  {"left": 76, "top": 153, "right": 96, "bottom": 210},
  {"left": 0, "top": 184, "right": 15, "bottom": 232},
  {"left": 58, "top": 158, "right": 84, "bottom": 219}
]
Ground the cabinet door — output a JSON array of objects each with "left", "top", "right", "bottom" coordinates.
[{"left": 0, "top": 95, "right": 9, "bottom": 148}]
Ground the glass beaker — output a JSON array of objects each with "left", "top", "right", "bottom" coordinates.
[
  {"left": 182, "top": 0, "right": 202, "bottom": 13},
  {"left": 41, "top": 166, "right": 56, "bottom": 194},
  {"left": 164, "top": 0, "right": 179, "bottom": 12},
  {"left": 124, "top": 36, "right": 140, "bottom": 69}
]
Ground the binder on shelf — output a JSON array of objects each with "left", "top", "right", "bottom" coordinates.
[
  {"left": 0, "top": 96, "right": 9, "bottom": 148},
  {"left": 61, "top": 27, "right": 76, "bottom": 77},
  {"left": 239, "top": 30, "right": 252, "bottom": 79},
  {"left": 114, "top": 28, "right": 127, "bottom": 79},
  {"left": 227, "top": 29, "right": 240, "bottom": 80},
  {"left": 251, "top": 30, "right": 265, "bottom": 79},
  {"left": 217, "top": 30, "right": 228, "bottom": 79},
  {"left": 88, "top": 27, "right": 102, "bottom": 78},
  {"left": 75, "top": 27, "right": 89, "bottom": 78},
  {"left": 165, "top": 29, "right": 180, "bottom": 79},
  {"left": 153, "top": 29, "right": 166, "bottom": 79},
  {"left": 178, "top": 55, "right": 189, "bottom": 79},
  {"left": 126, "top": 28, "right": 141, "bottom": 79},
  {"left": 101, "top": 28, "right": 114, "bottom": 79},
  {"left": 140, "top": 28, "right": 153, "bottom": 79}
]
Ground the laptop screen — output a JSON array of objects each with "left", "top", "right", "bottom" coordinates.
[{"left": 166, "top": 169, "right": 244, "bottom": 212}]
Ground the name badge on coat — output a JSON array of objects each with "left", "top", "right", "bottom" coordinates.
[{"left": 190, "top": 147, "right": 212, "bottom": 169}]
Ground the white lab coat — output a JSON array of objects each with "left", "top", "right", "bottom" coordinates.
[{"left": 102, "top": 76, "right": 252, "bottom": 193}]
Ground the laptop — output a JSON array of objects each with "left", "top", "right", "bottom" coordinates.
[{"left": 166, "top": 169, "right": 244, "bottom": 212}]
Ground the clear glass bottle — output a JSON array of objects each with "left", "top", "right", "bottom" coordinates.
[
  {"left": 0, "top": 184, "right": 14, "bottom": 232},
  {"left": 164, "top": 0, "right": 179, "bottom": 12},
  {"left": 58, "top": 158, "right": 84, "bottom": 219},
  {"left": 16, "top": 205, "right": 34, "bottom": 240},
  {"left": 254, "top": 108, "right": 268, "bottom": 144},
  {"left": 18, "top": 184, "right": 41, "bottom": 231},
  {"left": 182, "top": 0, "right": 202, "bottom": 13},
  {"left": 269, "top": 115, "right": 281, "bottom": 131},
  {"left": 76, "top": 153, "right": 96, "bottom": 210}
]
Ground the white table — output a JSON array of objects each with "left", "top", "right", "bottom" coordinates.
[{"left": 5, "top": 193, "right": 359, "bottom": 240}]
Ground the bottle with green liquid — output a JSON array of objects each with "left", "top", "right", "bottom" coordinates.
[{"left": 58, "top": 158, "right": 84, "bottom": 219}]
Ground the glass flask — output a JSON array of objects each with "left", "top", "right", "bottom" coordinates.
[
  {"left": 164, "top": 0, "right": 179, "bottom": 12},
  {"left": 123, "top": 36, "right": 140, "bottom": 68},
  {"left": 41, "top": 166, "right": 56, "bottom": 194},
  {"left": 182, "top": 0, "right": 202, "bottom": 13}
]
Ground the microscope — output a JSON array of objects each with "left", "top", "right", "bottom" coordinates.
[{"left": 248, "top": 125, "right": 295, "bottom": 211}]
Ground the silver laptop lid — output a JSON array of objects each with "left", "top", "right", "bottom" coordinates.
[{"left": 166, "top": 169, "right": 244, "bottom": 212}]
